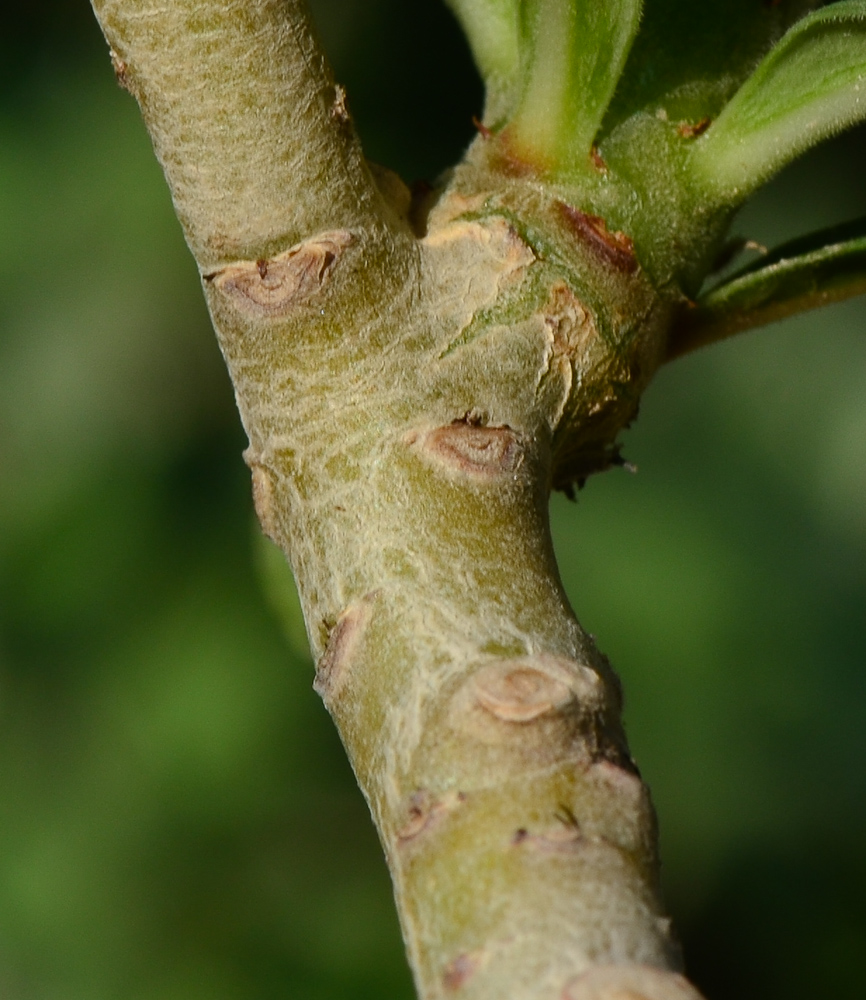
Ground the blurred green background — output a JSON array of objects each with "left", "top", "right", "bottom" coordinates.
[{"left": 1, "top": 2, "right": 864, "bottom": 998}]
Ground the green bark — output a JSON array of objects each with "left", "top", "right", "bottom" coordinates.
[{"left": 89, "top": 1, "right": 854, "bottom": 998}]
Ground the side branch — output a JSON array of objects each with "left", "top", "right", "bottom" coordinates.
[
  {"left": 666, "top": 222, "right": 866, "bottom": 360},
  {"left": 91, "top": 0, "right": 393, "bottom": 271}
]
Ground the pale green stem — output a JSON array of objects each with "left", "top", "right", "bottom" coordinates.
[
  {"left": 92, "top": 0, "right": 394, "bottom": 272},
  {"left": 444, "top": 0, "right": 521, "bottom": 85},
  {"left": 512, "top": 0, "right": 575, "bottom": 163},
  {"left": 89, "top": 2, "right": 708, "bottom": 998},
  {"left": 508, "top": 0, "right": 641, "bottom": 173}
]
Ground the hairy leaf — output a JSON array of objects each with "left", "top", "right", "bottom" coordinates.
[
  {"left": 509, "top": 0, "right": 642, "bottom": 167},
  {"left": 604, "top": 0, "right": 816, "bottom": 131},
  {"left": 668, "top": 216, "right": 866, "bottom": 357},
  {"left": 689, "top": 1, "right": 866, "bottom": 201},
  {"left": 443, "top": 0, "right": 520, "bottom": 87}
]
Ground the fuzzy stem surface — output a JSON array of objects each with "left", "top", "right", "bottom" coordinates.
[{"left": 89, "top": 2, "right": 709, "bottom": 999}]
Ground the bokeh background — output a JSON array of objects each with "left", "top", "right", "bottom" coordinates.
[{"left": 1, "top": 2, "right": 864, "bottom": 998}]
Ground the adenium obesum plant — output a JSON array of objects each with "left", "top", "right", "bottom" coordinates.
[{"left": 88, "top": 1, "right": 866, "bottom": 998}]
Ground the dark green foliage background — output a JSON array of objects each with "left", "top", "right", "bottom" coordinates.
[{"left": 1, "top": 2, "right": 864, "bottom": 998}]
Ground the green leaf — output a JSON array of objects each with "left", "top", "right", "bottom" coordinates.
[
  {"left": 508, "top": 0, "right": 642, "bottom": 168},
  {"left": 603, "top": 0, "right": 817, "bottom": 132},
  {"left": 443, "top": 0, "right": 520, "bottom": 86},
  {"left": 667, "top": 216, "right": 866, "bottom": 358},
  {"left": 689, "top": 1, "right": 866, "bottom": 202}
]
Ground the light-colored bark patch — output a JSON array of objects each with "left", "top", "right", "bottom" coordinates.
[
  {"left": 450, "top": 655, "right": 606, "bottom": 751},
  {"left": 473, "top": 662, "right": 574, "bottom": 722},
  {"left": 423, "top": 215, "right": 535, "bottom": 309},
  {"left": 208, "top": 230, "right": 353, "bottom": 315},
  {"left": 562, "top": 964, "right": 704, "bottom": 1000},
  {"left": 544, "top": 282, "right": 598, "bottom": 362},
  {"left": 248, "top": 461, "right": 279, "bottom": 543},
  {"left": 410, "top": 421, "right": 524, "bottom": 480},
  {"left": 314, "top": 593, "right": 375, "bottom": 701}
]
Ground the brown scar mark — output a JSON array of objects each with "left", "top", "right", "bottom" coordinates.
[
  {"left": 396, "top": 789, "right": 466, "bottom": 842},
  {"left": 469, "top": 654, "right": 605, "bottom": 724},
  {"left": 452, "top": 655, "right": 606, "bottom": 750},
  {"left": 556, "top": 203, "right": 637, "bottom": 274},
  {"left": 512, "top": 807, "right": 583, "bottom": 852},
  {"left": 497, "top": 151, "right": 539, "bottom": 178},
  {"left": 562, "top": 964, "right": 704, "bottom": 1000},
  {"left": 409, "top": 421, "right": 523, "bottom": 479},
  {"left": 472, "top": 115, "right": 493, "bottom": 139},
  {"left": 482, "top": 125, "right": 543, "bottom": 178},
  {"left": 109, "top": 49, "right": 131, "bottom": 92},
  {"left": 472, "top": 660, "right": 575, "bottom": 723},
  {"left": 331, "top": 84, "right": 350, "bottom": 124},
  {"left": 443, "top": 951, "right": 482, "bottom": 991},
  {"left": 313, "top": 594, "right": 374, "bottom": 700},
  {"left": 397, "top": 791, "right": 434, "bottom": 841},
  {"left": 512, "top": 826, "right": 582, "bottom": 852},
  {"left": 590, "top": 146, "right": 608, "bottom": 172},
  {"left": 207, "top": 230, "right": 353, "bottom": 315},
  {"left": 544, "top": 282, "right": 596, "bottom": 359},
  {"left": 677, "top": 117, "right": 711, "bottom": 139}
]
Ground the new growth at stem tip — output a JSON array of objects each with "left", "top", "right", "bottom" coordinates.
[{"left": 448, "top": 0, "right": 866, "bottom": 344}]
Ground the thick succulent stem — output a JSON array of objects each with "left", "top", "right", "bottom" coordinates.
[{"left": 89, "top": 1, "right": 708, "bottom": 998}]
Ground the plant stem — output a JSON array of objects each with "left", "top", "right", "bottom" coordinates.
[
  {"left": 667, "top": 226, "right": 866, "bottom": 360},
  {"left": 89, "top": 2, "right": 708, "bottom": 998},
  {"left": 92, "top": 0, "right": 392, "bottom": 271}
]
